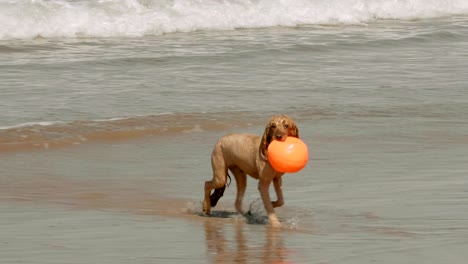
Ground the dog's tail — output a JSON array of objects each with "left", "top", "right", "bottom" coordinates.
[{"left": 226, "top": 172, "right": 231, "bottom": 187}]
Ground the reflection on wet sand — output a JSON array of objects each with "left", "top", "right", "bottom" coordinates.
[{"left": 204, "top": 218, "right": 289, "bottom": 264}]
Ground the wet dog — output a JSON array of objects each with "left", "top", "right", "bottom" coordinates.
[{"left": 202, "top": 115, "right": 299, "bottom": 227}]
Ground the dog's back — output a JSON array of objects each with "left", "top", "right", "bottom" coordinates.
[{"left": 212, "top": 133, "right": 261, "bottom": 179}]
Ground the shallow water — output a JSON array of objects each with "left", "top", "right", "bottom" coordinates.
[
  {"left": 1, "top": 116, "right": 467, "bottom": 263},
  {"left": 2, "top": 17, "right": 468, "bottom": 128},
  {"left": 1, "top": 5, "right": 468, "bottom": 263}
]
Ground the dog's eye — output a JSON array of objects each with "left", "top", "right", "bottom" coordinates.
[
  {"left": 271, "top": 124, "right": 276, "bottom": 129},
  {"left": 284, "top": 124, "right": 289, "bottom": 129}
]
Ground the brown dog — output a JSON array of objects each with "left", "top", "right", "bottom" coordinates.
[{"left": 202, "top": 115, "right": 299, "bottom": 227}]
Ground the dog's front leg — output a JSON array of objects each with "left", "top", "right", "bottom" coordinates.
[
  {"left": 271, "top": 177, "right": 284, "bottom": 208},
  {"left": 258, "top": 178, "right": 281, "bottom": 228}
]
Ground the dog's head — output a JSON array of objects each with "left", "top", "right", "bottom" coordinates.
[{"left": 260, "top": 114, "right": 299, "bottom": 159}]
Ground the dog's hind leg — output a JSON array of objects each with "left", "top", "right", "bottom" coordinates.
[
  {"left": 203, "top": 149, "right": 228, "bottom": 215},
  {"left": 209, "top": 185, "right": 226, "bottom": 207}
]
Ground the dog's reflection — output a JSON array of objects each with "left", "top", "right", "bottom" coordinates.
[{"left": 204, "top": 218, "right": 288, "bottom": 263}]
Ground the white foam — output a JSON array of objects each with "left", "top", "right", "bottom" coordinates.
[
  {"left": 0, "top": 121, "right": 61, "bottom": 130},
  {"left": 1, "top": 0, "right": 468, "bottom": 40},
  {"left": 0, "top": 113, "right": 177, "bottom": 131}
]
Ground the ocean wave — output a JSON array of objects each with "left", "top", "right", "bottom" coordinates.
[
  {"left": 1, "top": 0, "right": 468, "bottom": 40},
  {"left": 0, "top": 112, "right": 266, "bottom": 152},
  {"left": 2, "top": 104, "right": 464, "bottom": 153}
]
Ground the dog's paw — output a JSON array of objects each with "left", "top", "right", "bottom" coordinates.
[
  {"left": 268, "top": 215, "right": 282, "bottom": 228},
  {"left": 202, "top": 201, "right": 211, "bottom": 215},
  {"left": 269, "top": 220, "right": 282, "bottom": 228}
]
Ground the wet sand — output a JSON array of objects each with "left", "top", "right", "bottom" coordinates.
[{"left": 1, "top": 117, "right": 467, "bottom": 263}]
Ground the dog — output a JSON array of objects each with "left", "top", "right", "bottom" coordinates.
[{"left": 202, "top": 114, "right": 299, "bottom": 227}]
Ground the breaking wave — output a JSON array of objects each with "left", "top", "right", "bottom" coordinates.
[{"left": 1, "top": 0, "right": 468, "bottom": 39}]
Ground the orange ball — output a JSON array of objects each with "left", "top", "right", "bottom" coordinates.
[{"left": 268, "top": 137, "right": 308, "bottom": 173}]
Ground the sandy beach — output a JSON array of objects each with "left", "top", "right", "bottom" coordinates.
[{"left": 1, "top": 1, "right": 468, "bottom": 262}]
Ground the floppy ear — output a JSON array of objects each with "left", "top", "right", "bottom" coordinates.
[
  {"left": 259, "top": 123, "right": 273, "bottom": 160},
  {"left": 289, "top": 122, "right": 299, "bottom": 138}
]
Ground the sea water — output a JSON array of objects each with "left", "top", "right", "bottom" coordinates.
[{"left": 1, "top": 1, "right": 468, "bottom": 263}]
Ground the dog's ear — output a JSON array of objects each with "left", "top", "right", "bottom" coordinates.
[
  {"left": 260, "top": 122, "right": 273, "bottom": 160},
  {"left": 289, "top": 121, "right": 299, "bottom": 138}
]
